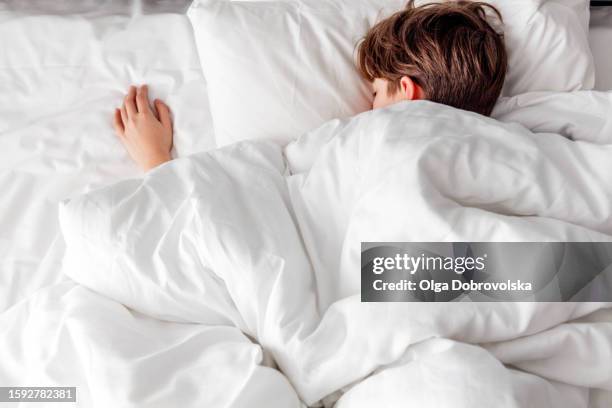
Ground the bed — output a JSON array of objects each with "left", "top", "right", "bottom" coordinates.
[
  {"left": 1, "top": 1, "right": 612, "bottom": 407},
  {"left": 3, "top": 0, "right": 612, "bottom": 313}
]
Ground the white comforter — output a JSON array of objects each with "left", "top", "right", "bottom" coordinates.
[{"left": 3, "top": 95, "right": 612, "bottom": 407}]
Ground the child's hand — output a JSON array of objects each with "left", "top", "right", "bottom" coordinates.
[{"left": 113, "top": 85, "right": 173, "bottom": 172}]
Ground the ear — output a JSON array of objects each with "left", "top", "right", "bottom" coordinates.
[{"left": 399, "top": 76, "right": 423, "bottom": 101}]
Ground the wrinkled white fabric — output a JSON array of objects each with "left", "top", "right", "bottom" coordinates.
[
  {"left": 55, "top": 93, "right": 612, "bottom": 406},
  {"left": 0, "top": 282, "right": 302, "bottom": 408},
  {"left": 0, "top": 10, "right": 214, "bottom": 313}
]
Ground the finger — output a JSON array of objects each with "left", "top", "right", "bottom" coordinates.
[
  {"left": 124, "top": 85, "right": 137, "bottom": 117},
  {"left": 113, "top": 109, "right": 125, "bottom": 136},
  {"left": 154, "top": 99, "right": 172, "bottom": 130},
  {"left": 136, "top": 85, "right": 152, "bottom": 115},
  {"left": 120, "top": 105, "right": 128, "bottom": 126}
]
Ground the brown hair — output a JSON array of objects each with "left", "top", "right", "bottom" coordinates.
[{"left": 357, "top": 0, "right": 507, "bottom": 116}]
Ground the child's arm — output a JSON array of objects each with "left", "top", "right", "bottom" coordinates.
[{"left": 113, "top": 85, "right": 173, "bottom": 172}]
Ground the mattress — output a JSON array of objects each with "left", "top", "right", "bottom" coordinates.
[{"left": 0, "top": 3, "right": 214, "bottom": 312}]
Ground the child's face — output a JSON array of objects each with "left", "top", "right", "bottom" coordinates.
[
  {"left": 371, "top": 77, "right": 424, "bottom": 110},
  {"left": 372, "top": 78, "right": 406, "bottom": 110}
]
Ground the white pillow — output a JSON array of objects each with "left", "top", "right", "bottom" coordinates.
[
  {"left": 188, "top": 0, "right": 593, "bottom": 146},
  {"left": 498, "top": 0, "right": 593, "bottom": 96}
]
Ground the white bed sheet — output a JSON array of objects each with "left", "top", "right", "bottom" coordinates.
[
  {"left": 0, "top": 8, "right": 215, "bottom": 312},
  {"left": 590, "top": 7, "right": 612, "bottom": 91}
]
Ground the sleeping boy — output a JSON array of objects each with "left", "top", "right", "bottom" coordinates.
[{"left": 112, "top": 0, "right": 507, "bottom": 171}]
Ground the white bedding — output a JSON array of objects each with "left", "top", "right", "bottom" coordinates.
[
  {"left": 2, "top": 3, "right": 612, "bottom": 408},
  {"left": 2, "top": 2, "right": 612, "bottom": 314},
  {"left": 33, "top": 95, "right": 612, "bottom": 406},
  {"left": 0, "top": 282, "right": 302, "bottom": 407},
  {"left": 0, "top": 8, "right": 214, "bottom": 313}
]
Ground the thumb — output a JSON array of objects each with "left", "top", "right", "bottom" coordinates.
[{"left": 154, "top": 99, "right": 172, "bottom": 130}]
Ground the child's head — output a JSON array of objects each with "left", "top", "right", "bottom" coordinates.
[{"left": 357, "top": 0, "right": 507, "bottom": 116}]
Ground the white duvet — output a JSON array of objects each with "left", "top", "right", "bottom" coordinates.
[{"left": 4, "top": 94, "right": 612, "bottom": 407}]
